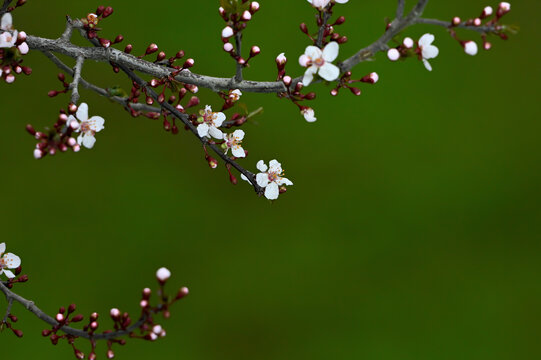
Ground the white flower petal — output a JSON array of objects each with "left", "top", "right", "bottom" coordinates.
[
  {"left": 318, "top": 63, "right": 340, "bottom": 81},
  {"left": 322, "top": 41, "right": 339, "bottom": 62},
  {"left": 269, "top": 160, "right": 282, "bottom": 173},
  {"left": 232, "top": 145, "right": 245, "bottom": 158},
  {"left": 256, "top": 172, "right": 270, "bottom": 187},
  {"left": 422, "top": 59, "right": 432, "bottom": 72},
  {"left": 264, "top": 182, "right": 279, "bottom": 200},
  {"left": 82, "top": 134, "right": 97, "bottom": 149},
  {"left": 88, "top": 116, "right": 105, "bottom": 132},
  {"left": 208, "top": 126, "right": 223, "bottom": 139},
  {"left": 304, "top": 45, "right": 322, "bottom": 60},
  {"left": 77, "top": 134, "right": 84, "bottom": 145},
  {"left": 422, "top": 44, "right": 439, "bottom": 60},
  {"left": 277, "top": 177, "right": 293, "bottom": 186},
  {"left": 2, "top": 269, "right": 15, "bottom": 279},
  {"left": 1, "top": 13, "right": 13, "bottom": 31},
  {"left": 240, "top": 174, "right": 250, "bottom": 183},
  {"left": 419, "top": 33, "right": 435, "bottom": 48},
  {"left": 0, "top": 242, "right": 5, "bottom": 254},
  {"left": 3, "top": 253, "right": 20, "bottom": 268},
  {"left": 214, "top": 112, "right": 226, "bottom": 127},
  {"left": 233, "top": 129, "right": 245, "bottom": 141},
  {"left": 302, "top": 66, "right": 317, "bottom": 86},
  {"left": 76, "top": 103, "right": 89, "bottom": 122},
  {"left": 256, "top": 160, "right": 268, "bottom": 172},
  {"left": 197, "top": 123, "right": 209, "bottom": 138}
]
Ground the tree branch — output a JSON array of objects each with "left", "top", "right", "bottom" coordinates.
[{"left": 0, "top": 281, "right": 153, "bottom": 340}]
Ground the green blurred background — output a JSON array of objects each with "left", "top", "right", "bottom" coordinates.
[{"left": 1, "top": 0, "right": 540, "bottom": 359}]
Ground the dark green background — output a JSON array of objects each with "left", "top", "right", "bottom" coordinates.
[{"left": 1, "top": 0, "right": 540, "bottom": 359}]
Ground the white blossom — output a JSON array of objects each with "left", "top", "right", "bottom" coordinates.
[
  {"left": 69, "top": 103, "right": 105, "bottom": 149},
  {"left": 0, "top": 242, "right": 21, "bottom": 279},
  {"left": 255, "top": 160, "right": 293, "bottom": 200},
  {"left": 222, "top": 130, "right": 246, "bottom": 158},
  {"left": 301, "top": 107, "right": 317, "bottom": 122},
  {"left": 228, "top": 89, "right": 242, "bottom": 102},
  {"left": 299, "top": 42, "right": 340, "bottom": 86},
  {"left": 306, "top": 0, "right": 349, "bottom": 10},
  {"left": 418, "top": 33, "right": 439, "bottom": 71},
  {"left": 197, "top": 105, "right": 226, "bottom": 139},
  {"left": 0, "top": 13, "right": 17, "bottom": 48}
]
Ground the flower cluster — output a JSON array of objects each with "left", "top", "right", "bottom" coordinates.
[
  {"left": 0, "top": 12, "right": 31, "bottom": 83},
  {"left": 242, "top": 160, "right": 293, "bottom": 200},
  {"left": 28, "top": 102, "right": 105, "bottom": 159},
  {"left": 388, "top": 33, "right": 439, "bottom": 71}
]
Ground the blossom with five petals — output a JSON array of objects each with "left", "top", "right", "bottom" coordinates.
[
  {"left": 255, "top": 160, "right": 293, "bottom": 200},
  {"left": 197, "top": 105, "right": 226, "bottom": 139},
  {"left": 299, "top": 42, "right": 340, "bottom": 86},
  {"left": 68, "top": 103, "right": 105, "bottom": 149},
  {"left": 0, "top": 242, "right": 21, "bottom": 279},
  {"left": 418, "top": 33, "right": 439, "bottom": 71},
  {"left": 222, "top": 130, "right": 246, "bottom": 158}
]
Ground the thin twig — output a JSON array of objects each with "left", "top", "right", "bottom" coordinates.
[
  {"left": 316, "top": 11, "right": 331, "bottom": 48},
  {"left": 396, "top": 0, "right": 406, "bottom": 19},
  {"left": 70, "top": 56, "right": 85, "bottom": 104},
  {"left": 415, "top": 17, "right": 499, "bottom": 33},
  {"left": 2, "top": 297, "right": 13, "bottom": 324},
  {"left": 41, "top": 50, "right": 160, "bottom": 113},
  {"left": 234, "top": 32, "right": 243, "bottom": 82}
]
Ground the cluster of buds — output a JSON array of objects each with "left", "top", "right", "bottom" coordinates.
[
  {"left": 220, "top": 1, "right": 260, "bottom": 66},
  {"left": 0, "top": 11, "right": 31, "bottom": 83},
  {"left": 299, "top": 14, "right": 347, "bottom": 47},
  {"left": 448, "top": 2, "right": 513, "bottom": 53},
  {"left": 330, "top": 71, "right": 379, "bottom": 96},
  {"left": 80, "top": 6, "right": 114, "bottom": 41},
  {"left": 38, "top": 267, "right": 188, "bottom": 360},
  {"left": 26, "top": 106, "right": 82, "bottom": 159},
  {"left": 125, "top": 75, "right": 200, "bottom": 135}
]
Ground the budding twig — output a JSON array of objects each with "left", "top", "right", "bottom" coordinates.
[
  {"left": 415, "top": 17, "right": 499, "bottom": 33},
  {"left": 0, "top": 281, "right": 155, "bottom": 340},
  {"left": 234, "top": 32, "right": 243, "bottom": 82}
]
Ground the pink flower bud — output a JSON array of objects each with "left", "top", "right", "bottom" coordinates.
[
  {"left": 250, "top": 2, "right": 260, "bottom": 13},
  {"left": 156, "top": 267, "right": 171, "bottom": 283},
  {"left": 462, "top": 40, "right": 478, "bottom": 56},
  {"left": 403, "top": 37, "right": 414, "bottom": 49},
  {"left": 223, "top": 42, "right": 234, "bottom": 52},
  {"left": 241, "top": 10, "right": 251, "bottom": 21},
  {"left": 387, "top": 48, "right": 400, "bottom": 61},
  {"left": 282, "top": 76, "right": 292, "bottom": 86},
  {"left": 221, "top": 26, "right": 234, "bottom": 39},
  {"left": 250, "top": 46, "right": 261, "bottom": 57}
]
